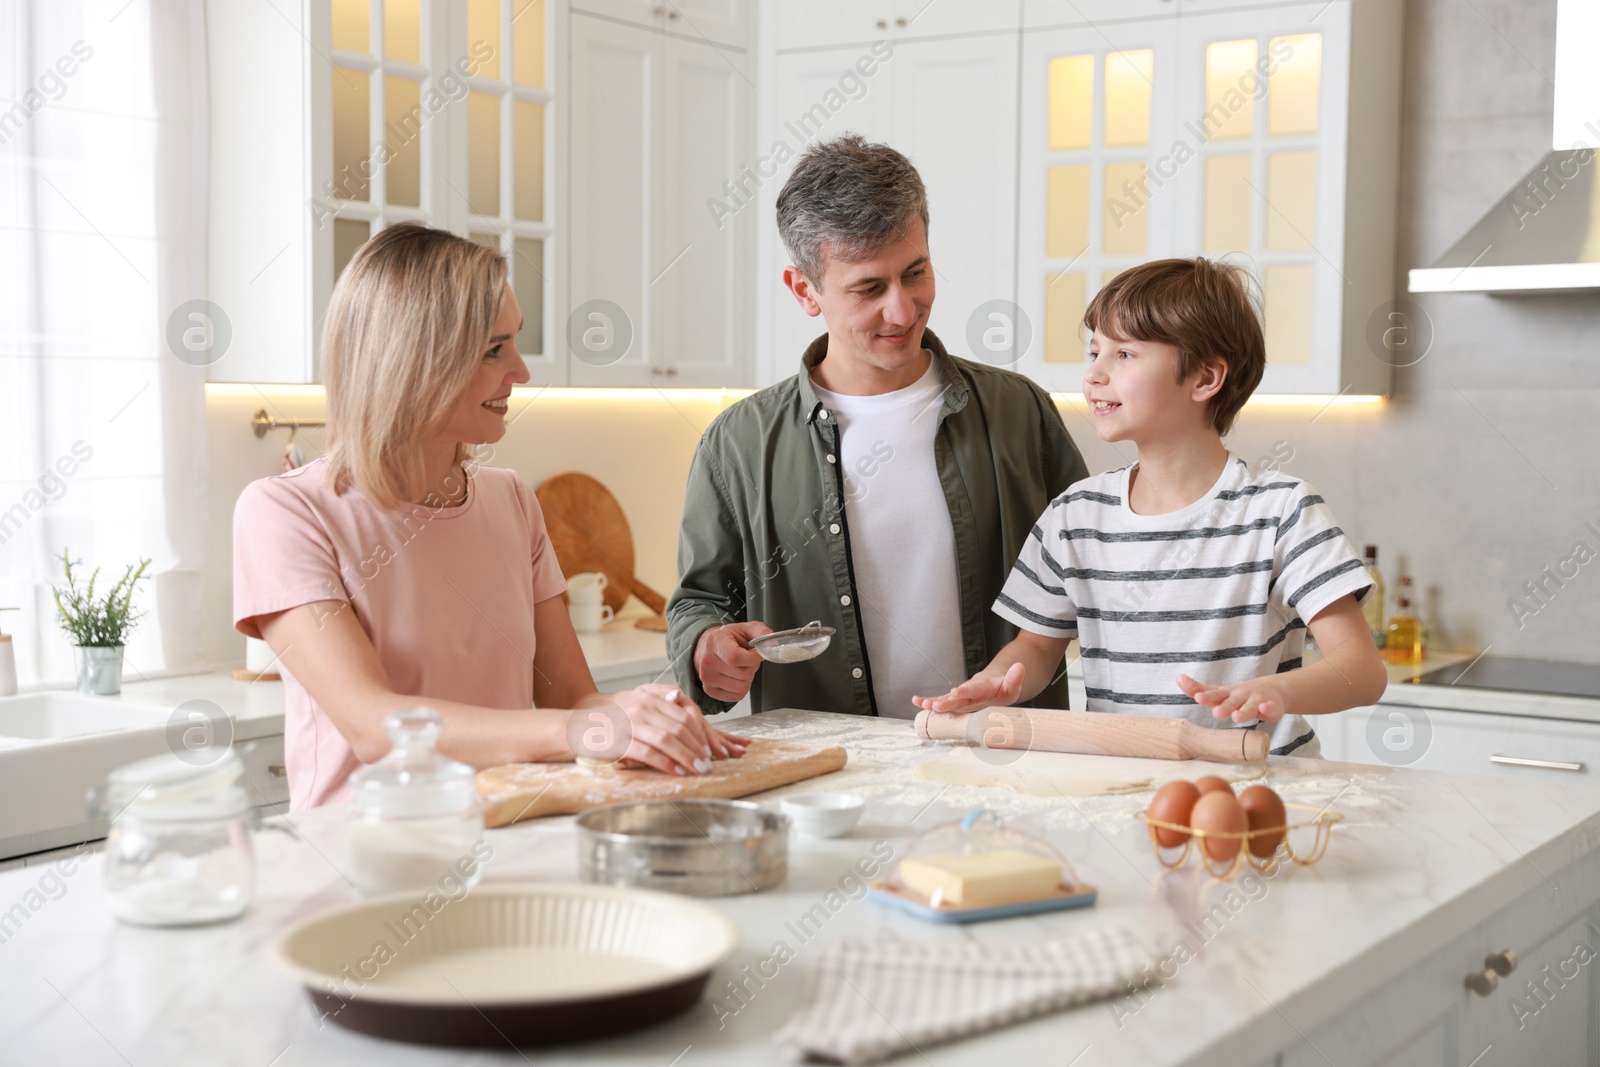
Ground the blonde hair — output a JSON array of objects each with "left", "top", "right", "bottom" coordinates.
[{"left": 321, "top": 223, "right": 508, "bottom": 510}]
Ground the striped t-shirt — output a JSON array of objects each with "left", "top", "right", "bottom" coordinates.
[{"left": 993, "top": 455, "right": 1372, "bottom": 756}]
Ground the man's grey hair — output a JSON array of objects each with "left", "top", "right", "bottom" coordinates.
[{"left": 775, "top": 134, "right": 929, "bottom": 288}]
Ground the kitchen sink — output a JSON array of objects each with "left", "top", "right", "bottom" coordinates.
[
  {"left": 0, "top": 691, "right": 170, "bottom": 740},
  {"left": 0, "top": 692, "right": 178, "bottom": 860}
]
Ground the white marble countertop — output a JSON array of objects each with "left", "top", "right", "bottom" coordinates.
[
  {"left": 574, "top": 608, "right": 673, "bottom": 687},
  {"left": 1369, "top": 649, "right": 1600, "bottom": 725},
  {"left": 5, "top": 710, "right": 1600, "bottom": 1066}
]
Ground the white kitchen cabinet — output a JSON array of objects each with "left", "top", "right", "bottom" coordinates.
[
  {"left": 207, "top": 0, "right": 560, "bottom": 384},
  {"left": 239, "top": 732, "right": 291, "bottom": 812},
  {"left": 895, "top": 36, "right": 1021, "bottom": 367},
  {"left": 1024, "top": 0, "right": 1177, "bottom": 30},
  {"left": 571, "top": 0, "right": 748, "bottom": 49},
  {"left": 1324, "top": 702, "right": 1600, "bottom": 785},
  {"left": 1023, "top": 1, "right": 1337, "bottom": 33},
  {"left": 771, "top": 0, "right": 1021, "bottom": 53},
  {"left": 1278, "top": 882, "right": 1600, "bottom": 1067},
  {"left": 760, "top": 44, "right": 895, "bottom": 383},
  {"left": 1015, "top": 0, "right": 1402, "bottom": 395},
  {"left": 758, "top": 34, "right": 1019, "bottom": 384},
  {"left": 567, "top": 11, "right": 754, "bottom": 386},
  {"left": 1465, "top": 903, "right": 1598, "bottom": 1065}
]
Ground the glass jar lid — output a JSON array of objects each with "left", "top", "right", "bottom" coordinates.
[
  {"left": 351, "top": 707, "right": 479, "bottom": 819},
  {"left": 99, "top": 749, "right": 249, "bottom": 822},
  {"left": 890, "top": 809, "right": 1076, "bottom": 895}
]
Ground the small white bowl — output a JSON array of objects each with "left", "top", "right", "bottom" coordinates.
[{"left": 781, "top": 792, "right": 865, "bottom": 838}]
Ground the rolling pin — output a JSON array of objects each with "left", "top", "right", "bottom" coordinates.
[{"left": 914, "top": 707, "right": 1270, "bottom": 763}]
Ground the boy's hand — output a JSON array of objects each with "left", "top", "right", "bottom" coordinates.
[
  {"left": 912, "top": 663, "right": 1027, "bottom": 714},
  {"left": 1177, "top": 673, "right": 1289, "bottom": 724}
]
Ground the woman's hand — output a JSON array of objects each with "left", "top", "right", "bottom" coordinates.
[
  {"left": 1177, "top": 673, "right": 1289, "bottom": 724},
  {"left": 911, "top": 662, "right": 1027, "bottom": 715},
  {"left": 601, "top": 684, "right": 751, "bottom": 775}
]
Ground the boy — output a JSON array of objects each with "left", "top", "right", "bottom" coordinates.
[{"left": 912, "top": 258, "right": 1387, "bottom": 756}]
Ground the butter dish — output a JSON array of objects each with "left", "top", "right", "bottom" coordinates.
[{"left": 868, "top": 810, "right": 1097, "bottom": 924}]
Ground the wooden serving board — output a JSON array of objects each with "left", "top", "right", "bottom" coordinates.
[{"left": 477, "top": 738, "right": 848, "bottom": 828}]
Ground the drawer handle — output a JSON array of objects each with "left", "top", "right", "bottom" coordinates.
[
  {"left": 1465, "top": 968, "right": 1497, "bottom": 996},
  {"left": 1486, "top": 949, "right": 1517, "bottom": 976},
  {"left": 1489, "top": 755, "right": 1585, "bottom": 772},
  {"left": 268, "top": 764, "right": 288, "bottom": 778}
]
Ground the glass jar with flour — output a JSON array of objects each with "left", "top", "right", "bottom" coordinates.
[
  {"left": 346, "top": 707, "right": 486, "bottom": 895},
  {"left": 95, "top": 750, "right": 255, "bottom": 926}
]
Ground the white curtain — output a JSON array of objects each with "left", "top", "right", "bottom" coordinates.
[{"left": 0, "top": 0, "right": 209, "bottom": 686}]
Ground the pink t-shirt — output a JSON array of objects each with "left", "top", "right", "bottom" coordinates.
[{"left": 232, "top": 458, "right": 568, "bottom": 810}]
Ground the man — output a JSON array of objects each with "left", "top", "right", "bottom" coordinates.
[{"left": 666, "top": 134, "right": 1089, "bottom": 719}]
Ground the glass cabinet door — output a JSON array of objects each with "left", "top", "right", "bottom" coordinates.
[
  {"left": 454, "top": 0, "right": 557, "bottom": 382},
  {"left": 1174, "top": 3, "right": 1343, "bottom": 391},
  {"left": 313, "top": 0, "right": 556, "bottom": 383},
  {"left": 1018, "top": 20, "right": 1179, "bottom": 392},
  {"left": 314, "top": 0, "right": 446, "bottom": 381},
  {"left": 321, "top": 0, "right": 436, "bottom": 280}
]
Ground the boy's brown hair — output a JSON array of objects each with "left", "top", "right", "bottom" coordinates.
[{"left": 1082, "top": 257, "right": 1265, "bottom": 436}]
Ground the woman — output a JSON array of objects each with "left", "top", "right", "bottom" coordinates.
[{"left": 234, "top": 223, "right": 746, "bottom": 810}]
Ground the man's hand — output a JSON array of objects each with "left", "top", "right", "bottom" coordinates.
[
  {"left": 694, "top": 621, "right": 773, "bottom": 703},
  {"left": 911, "top": 663, "right": 1027, "bottom": 714},
  {"left": 1177, "top": 673, "right": 1289, "bottom": 724}
]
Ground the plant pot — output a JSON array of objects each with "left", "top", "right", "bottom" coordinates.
[{"left": 75, "top": 645, "right": 125, "bottom": 695}]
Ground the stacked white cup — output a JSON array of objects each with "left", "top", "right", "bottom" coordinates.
[{"left": 567, "top": 572, "right": 614, "bottom": 633}]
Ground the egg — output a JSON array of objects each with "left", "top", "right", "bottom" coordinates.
[
  {"left": 1146, "top": 780, "right": 1202, "bottom": 848},
  {"left": 1190, "top": 790, "right": 1249, "bottom": 862},
  {"left": 1194, "top": 775, "right": 1233, "bottom": 796},
  {"left": 1239, "top": 784, "right": 1287, "bottom": 858}
]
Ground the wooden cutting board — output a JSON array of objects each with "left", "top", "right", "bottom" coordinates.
[
  {"left": 477, "top": 738, "right": 848, "bottom": 828},
  {"left": 534, "top": 472, "right": 639, "bottom": 616}
]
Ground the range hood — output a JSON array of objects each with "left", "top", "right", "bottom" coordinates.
[{"left": 1409, "top": 0, "right": 1600, "bottom": 295}]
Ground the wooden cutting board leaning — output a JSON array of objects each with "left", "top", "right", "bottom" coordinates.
[
  {"left": 477, "top": 738, "right": 848, "bottom": 828},
  {"left": 534, "top": 471, "right": 671, "bottom": 631}
]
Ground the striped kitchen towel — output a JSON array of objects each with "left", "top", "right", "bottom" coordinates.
[{"left": 776, "top": 926, "right": 1151, "bottom": 1065}]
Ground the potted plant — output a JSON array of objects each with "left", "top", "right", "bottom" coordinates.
[{"left": 51, "top": 548, "right": 151, "bottom": 696}]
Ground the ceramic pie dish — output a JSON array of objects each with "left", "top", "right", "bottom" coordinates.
[{"left": 273, "top": 881, "right": 739, "bottom": 1048}]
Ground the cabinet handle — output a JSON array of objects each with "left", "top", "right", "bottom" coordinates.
[
  {"left": 876, "top": 19, "right": 887, "bottom": 29},
  {"left": 268, "top": 764, "right": 287, "bottom": 778},
  {"left": 667, "top": 9, "right": 679, "bottom": 19},
  {"left": 895, "top": 16, "right": 907, "bottom": 26},
  {"left": 1486, "top": 949, "right": 1518, "bottom": 976},
  {"left": 650, "top": 367, "right": 679, "bottom": 376},
  {"left": 1464, "top": 968, "right": 1498, "bottom": 996},
  {"left": 1489, "top": 754, "right": 1584, "bottom": 772}
]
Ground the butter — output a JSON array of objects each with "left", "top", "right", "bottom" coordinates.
[{"left": 898, "top": 848, "right": 1062, "bottom": 906}]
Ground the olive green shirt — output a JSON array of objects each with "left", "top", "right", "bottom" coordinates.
[{"left": 666, "top": 329, "right": 1089, "bottom": 717}]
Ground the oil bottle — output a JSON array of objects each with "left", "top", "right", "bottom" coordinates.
[{"left": 1384, "top": 575, "right": 1423, "bottom": 665}]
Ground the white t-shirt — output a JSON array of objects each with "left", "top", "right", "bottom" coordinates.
[
  {"left": 993, "top": 455, "right": 1373, "bottom": 755},
  {"left": 812, "top": 357, "right": 967, "bottom": 719}
]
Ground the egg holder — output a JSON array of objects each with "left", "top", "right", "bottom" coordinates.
[{"left": 1136, "top": 801, "right": 1343, "bottom": 879}]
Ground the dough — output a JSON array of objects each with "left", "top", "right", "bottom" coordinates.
[{"left": 915, "top": 746, "right": 1267, "bottom": 798}]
